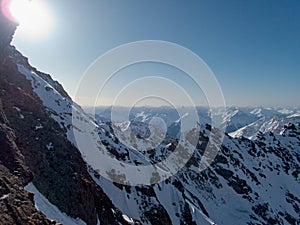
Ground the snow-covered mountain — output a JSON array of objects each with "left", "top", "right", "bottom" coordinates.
[
  {"left": 11, "top": 65, "right": 298, "bottom": 224},
  {"left": 94, "top": 105, "right": 300, "bottom": 135},
  {"left": 1, "top": 8, "right": 299, "bottom": 225},
  {"left": 230, "top": 113, "right": 300, "bottom": 140},
  {"left": 94, "top": 106, "right": 212, "bottom": 133},
  {"left": 92, "top": 107, "right": 300, "bottom": 224}
]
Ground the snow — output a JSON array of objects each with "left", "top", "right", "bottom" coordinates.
[
  {"left": 93, "top": 175, "right": 150, "bottom": 224},
  {"left": 24, "top": 183, "right": 86, "bottom": 225},
  {"left": 12, "top": 106, "right": 24, "bottom": 119},
  {"left": 35, "top": 124, "right": 43, "bottom": 130},
  {"left": 287, "top": 113, "right": 300, "bottom": 118},
  {"left": 187, "top": 200, "right": 215, "bottom": 225},
  {"left": 153, "top": 182, "right": 182, "bottom": 225},
  {"left": 46, "top": 142, "right": 53, "bottom": 150},
  {"left": 0, "top": 194, "right": 10, "bottom": 200},
  {"left": 122, "top": 214, "right": 135, "bottom": 224},
  {"left": 13, "top": 106, "right": 21, "bottom": 112}
]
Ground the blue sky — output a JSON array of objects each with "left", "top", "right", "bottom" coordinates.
[{"left": 12, "top": 0, "right": 300, "bottom": 107}]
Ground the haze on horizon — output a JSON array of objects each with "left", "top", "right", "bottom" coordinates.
[{"left": 11, "top": 0, "right": 300, "bottom": 108}]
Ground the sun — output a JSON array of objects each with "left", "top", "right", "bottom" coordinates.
[{"left": 9, "top": 0, "right": 53, "bottom": 39}]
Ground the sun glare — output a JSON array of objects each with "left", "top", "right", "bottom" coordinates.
[{"left": 9, "top": 0, "right": 53, "bottom": 39}]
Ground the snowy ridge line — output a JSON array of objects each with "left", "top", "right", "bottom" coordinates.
[
  {"left": 17, "top": 63, "right": 90, "bottom": 146},
  {"left": 229, "top": 113, "right": 300, "bottom": 139}
]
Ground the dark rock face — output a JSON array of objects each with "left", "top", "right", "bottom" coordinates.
[
  {"left": 0, "top": 99, "right": 56, "bottom": 224},
  {"left": 0, "top": 4, "right": 55, "bottom": 225},
  {"left": 0, "top": 101, "right": 31, "bottom": 183},
  {"left": 0, "top": 164, "right": 57, "bottom": 225}
]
